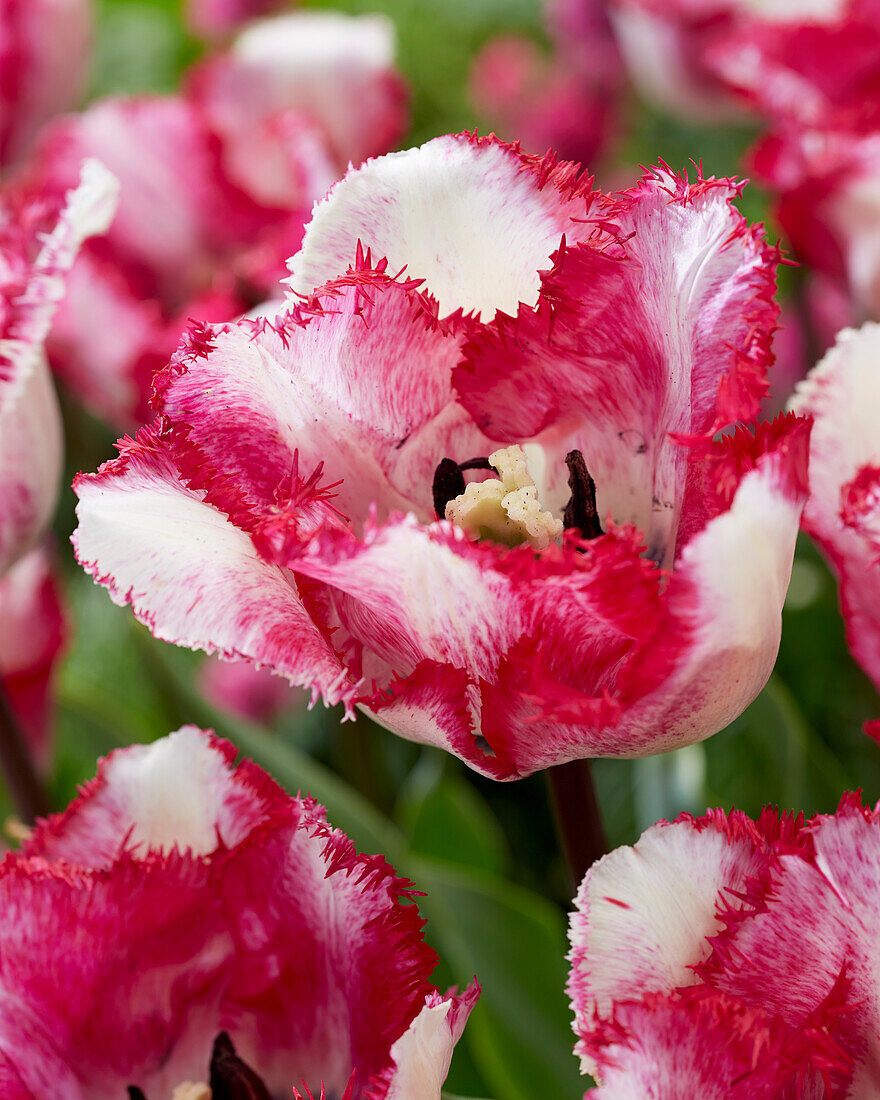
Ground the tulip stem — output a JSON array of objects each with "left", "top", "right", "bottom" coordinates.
[
  {"left": 0, "top": 681, "right": 50, "bottom": 825},
  {"left": 545, "top": 759, "right": 607, "bottom": 890}
]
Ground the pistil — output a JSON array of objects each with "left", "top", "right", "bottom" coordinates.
[{"left": 442, "top": 445, "right": 564, "bottom": 550}]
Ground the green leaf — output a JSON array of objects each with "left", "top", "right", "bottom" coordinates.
[
  {"left": 396, "top": 754, "right": 511, "bottom": 875},
  {"left": 413, "top": 858, "right": 584, "bottom": 1100}
]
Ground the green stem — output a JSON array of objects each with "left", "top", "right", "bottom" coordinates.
[{"left": 545, "top": 758, "right": 607, "bottom": 891}]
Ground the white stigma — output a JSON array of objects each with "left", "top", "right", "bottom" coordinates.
[{"left": 445, "top": 445, "right": 563, "bottom": 550}]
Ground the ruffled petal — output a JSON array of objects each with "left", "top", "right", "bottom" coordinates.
[
  {"left": 287, "top": 516, "right": 522, "bottom": 689},
  {"left": 589, "top": 989, "right": 845, "bottom": 1100},
  {"left": 0, "top": 852, "right": 233, "bottom": 1098},
  {"left": 789, "top": 323, "right": 880, "bottom": 692},
  {"left": 0, "top": 545, "right": 65, "bottom": 768},
  {"left": 153, "top": 265, "right": 481, "bottom": 527},
  {"left": 381, "top": 986, "right": 480, "bottom": 1100},
  {"left": 704, "top": 796, "right": 880, "bottom": 1089},
  {"left": 454, "top": 167, "right": 780, "bottom": 565},
  {"left": 288, "top": 132, "right": 598, "bottom": 318},
  {"left": 0, "top": 159, "right": 118, "bottom": 574},
  {"left": 25, "top": 725, "right": 289, "bottom": 865},
  {"left": 568, "top": 807, "right": 809, "bottom": 1072},
  {"left": 72, "top": 427, "right": 357, "bottom": 710}
]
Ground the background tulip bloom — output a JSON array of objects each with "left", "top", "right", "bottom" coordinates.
[
  {"left": 0, "top": 546, "right": 66, "bottom": 769},
  {"left": 607, "top": 0, "right": 880, "bottom": 128},
  {"left": 5, "top": 726, "right": 477, "bottom": 1099},
  {"left": 753, "top": 126, "right": 880, "bottom": 322},
  {"left": 18, "top": 10, "right": 406, "bottom": 426},
  {"left": 790, "top": 323, "right": 880, "bottom": 695},
  {"left": 0, "top": 159, "right": 117, "bottom": 577},
  {"left": 0, "top": 0, "right": 91, "bottom": 169},
  {"left": 75, "top": 135, "right": 810, "bottom": 779},
  {"left": 567, "top": 798, "right": 872, "bottom": 1094}
]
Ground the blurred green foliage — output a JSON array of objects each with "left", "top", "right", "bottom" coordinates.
[{"left": 28, "top": 1, "right": 880, "bottom": 1097}]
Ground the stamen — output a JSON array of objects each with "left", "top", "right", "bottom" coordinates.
[
  {"left": 128, "top": 1090, "right": 147, "bottom": 1100},
  {"left": 433, "top": 458, "right": 466, "bottom": 518},
  {"left": 563, "top": 450, "right": 603, "bottom": 541},
  {"left": 210, "top": 1033, "right": 271, "bottom": 1100}
]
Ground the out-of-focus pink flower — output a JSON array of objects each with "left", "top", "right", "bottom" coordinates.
[
  {"left": 789, "top": 323, "right": 880, "bottom": 694},
  {"left": 470, "top": 2, "right": 623, "bottom": 166},
  {"left": 608, "top": 0, "right": 880, "bottom": 127},
  {"left": 0, "top": 0, "right": 91, "bottom": 169},
  {"left": 74, "top": 135, "right": 809, "bottom": 780},
  {"left": 6, "top": 725, "right": 477, "bottom": 1097},
  {"left": 18, "top": 11, "right": 405, "bottom": 427},
  {"left": 186, "top": 0, "right": 285, "bottom": 38},
  {"left": 568, "top": 799, "right": 871, "bottom": 1093},
  {"left": 753, "top": 127, "right": 880, "bottom": 321},
  {"left": 0, "top": 545, "right": 66, "bottom": 770},
  {"left": 763, "top": 300, "right": 808, "bottom": 418},
  {"left": 191, "top": 12, "right": 407, "bottom": 175},
  {"left": 200, "top": 652, "right": 301, "bottom": 724},
  {"left": 0, "top": 159, "right": 117, "bottom": 577}
]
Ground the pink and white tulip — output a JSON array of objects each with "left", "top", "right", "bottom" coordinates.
[
  {"left": 789, "top": 323, "right": 880, "bottom": 694},
  {"left": 74, "top": 134, "right": 809, "bottom": 780},
  {"left": 0, "top": 159, "right": 117, "bottom": 576},
  {"left": 0, "top": 0, "right": 91, "bottom": 169},
  {"left": 607, "top": 0, "right": 880, "bottom": 128},
  {"left": 568, "top": 799, "right": 870, "bottom": 1094},
  {"left": 0, "top": 545, "right": 66, "bottom": 769},
  {"left": 19, "top": 11, "right": 405, "bottom": 426},
  {"left": 7, "top": 725, "right": 477, "bottom": 1098}
]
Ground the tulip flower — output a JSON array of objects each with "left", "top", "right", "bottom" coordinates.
[
  {"left": 5, "top": 726, "right": 477, "bottom": 1098},
  {"left": 0, "top": 158, "right": 117, "bottom": 577},
  {"left": 789, "top": 323, "right": 880, "bottom": 694},
  {"left": 0, "top": 0, "right": 91, "bottom": 169},
  {"left": 568, "top": 798, "right": 871, "bottom": 1094},
  {"left": 19, "top": 11, "right": 405, "bottom": 426},
  {"left": 74, "top": 134, "right": 809, "bottom": 780}
]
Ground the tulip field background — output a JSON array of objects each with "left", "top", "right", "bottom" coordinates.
[{"left": 30, "top": 1, "right": 880, "bottom": 1098}]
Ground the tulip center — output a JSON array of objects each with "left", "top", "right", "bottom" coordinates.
[
  {"left": 127, "top": 1033, "right": 270, "bottom": 1100},
  {"left": 437, "top": 444, "right": 564, "bottom": 550}
]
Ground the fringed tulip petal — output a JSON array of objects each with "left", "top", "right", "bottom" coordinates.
[
  {"left": 288, "top": 133, "right": 598, "bottom": 319},
  {"left": 0, "top": 159, "right": 118, "bottom": 574},
  {"left": 455, "top": 167, "right": 781, "bottom": 565},
  {"left": 589, "top": 990, "right": 845, "bottom": 1100},
  {"left": 72, "top": 428, "right": 357, "bottom": 711},
  {"left": 790, "top": 323, "right": 880, "bottom": 692}
]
